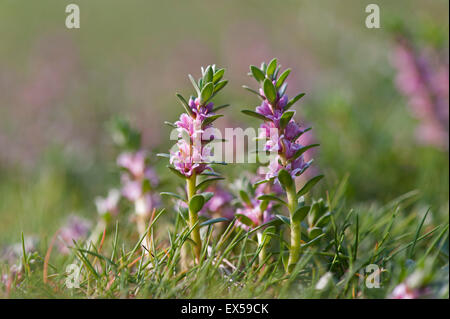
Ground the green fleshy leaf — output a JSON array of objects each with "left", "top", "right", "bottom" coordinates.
[
  {"left": 277, "top": 169, "right": 293, "bottom": 190},
  {"left": 315, "top": 212, "right": 332, "bottom": 228},
  {"left": 160, "top": 192, "right": 186, "bottom": 202},
  {"left": 164, "top": 121, "right": 177, "bottom": 128},
  {"left": 156, "top": 153, "right": 170, "bottom": 158},
  {"left": 308, "top": 227, "right": 323, "bottom": 239},
  {"left": 175, "top": 93, "right": 194, "bottom": 117},
  {"left": 297, "top": 160, "right": 313, "bottom": 177},
  {"left": 250, "top": 65, "right": 265, "bottom": 82},
  {"left": 293, "top": 127, "right": 312, "bottom": 141},
  {"left": 263, "top": 78, "right": 277, "bottom": 104},
  {"left": 276, "top": 68, "right": 291, "bottom": 88},
  {"left": 259, "top": 199, "right": 269, "bottom": 213},
  {"left": 297, "top": 175, "right": 324, "bottom": 197},
  {"left": 273, "top": 65, "right": 281, "bottom": 80},
  {"left": 188, "top": 74, "right": 201, "bottom": 96},
  {"left": 260, "top": 62, "right": 267, "bottom": 73},
  {"left": 308, "top": 200, "right": 321, "bottom": 224},
  {"left": 301, "top": 233, "right": 325, "bottom": 247},
  {"left": 239, "top": 190, "right": 252, "bottom": 206},
  {"left": 262, "top": 225, "right": 277, "bottom": 241},
  {"left": 257, "top": 194, "right": 287, "bottom": 206},
  {"left": 200, "top": 171, "right": 222, "bottom": 177},
  {"left": 204, "top": 65, "right": 213, "bottom": 83},
  {"left": 278, "top": 82, "right": 288, "bottom": 97},
  {"left": 167, "top": 165, "right": 187, "bottom": 179},
  {"left": 189, "top": 194, "right": 205, "bottom": 213},
  {"left": 178, "top": 205, "right": 189, "bottom": 222},
  {"left": 212, "top": 104, "right": 230, "bottom": 113},
  {"left": 279, "top": 110, "right": 295, "bottom": 130},
  {"left": 276, "top": 214, "right": 290, "bottom": 225},
  {"left": 213, "top": 68, "right": 225, "bottom": 83},
  {"left": 241, "top": 109, "right": 267, "bottom": 121},
  {"left": 200, "top": 192, "right": 214, "bottom": 203},
  {"left": 202, "top": 114, "right": 223, "bottom": 128},
  {"left": 200, "top": 82, "right": 214, "bottom": 104},
  {"left": 292, "top": 206, "right": 310, "bottom": 223},
  {"left": 284, "top": 92, "right": 305, "bottom": 110},
  {"left": 266, "top": 58, "right": 278, "bottom": 78},
  {"left": 254, "top": 178, "right": 273, "bottom": 186},
  {"left": 235, "top": 213, "right": 254, "bottom": 227},
  {"left": 200, "top": 217, "right": 229, "bottom": 227},
  {"left": 195, "top": 177, "right": 225, "bottom": 191},
  {"left": 213, "top": 80, "right": 228, "bottom": 94},
  {"left": 242, "top": 85, "right": 264, "bottom": 98},
  {"left": 291, "top": 144, "right": 320, "bottom": 161}
]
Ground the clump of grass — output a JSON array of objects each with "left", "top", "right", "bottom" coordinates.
[{"left": 1, "top": 174, "right": 448, "bottom": 299}]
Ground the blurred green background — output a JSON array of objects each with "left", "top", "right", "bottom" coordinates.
[{"left": 0, "top": 0, "right": 448, "bottom": 246}]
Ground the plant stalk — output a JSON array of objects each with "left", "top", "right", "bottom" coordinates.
[
  {"left": 286, "top": 183, "right": 301, "bottom": 272},
  {"left": 187, "top": 172, "right": 202, "bottom": 263}
]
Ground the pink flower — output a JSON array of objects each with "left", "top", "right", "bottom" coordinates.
[
  {"left": 283, "top": 139, "right": 302, "bottom": 159},
  {"left": 251, "top": 62, "right": 313, "bottom": 180},
  {"left": 236, "top": 205, "right": 275, "bottom": 231},
  {"left": 117, "top": 150, "right": 147, "bottom": 177},
  {"left": 391, "top": 36, "right": 449, "bottom": 149},
  {"left": 284, "top": 121, "right": 303, "bottom": 141},
  {"left": 278, "top": 94, "right": 288, "bottom": 109},
  {"left": 117, "top": 149, "right": 160, "bottom": 217},
  {"left": 134, "top": 193, "right": 159, "bottom": 216},
  {"left": 169, "top": 67, "right": 227, "bottom": 178},
  {"left": 95, "top": 189, "right": 121, "bottom": 216},
  {"left": 175, "top": 113, "right": 204, "bottom": 139},
  {"left": 170, "top": 138, "right": 211, "bottom": 177},
  {"left": 199, "top": 185, "right": 234, "bottom": 220},
  {"left": 58, "top": 215, "right": 91, "bottom": 254},
  {"left": 260, "top": 122, "right": 281, "bottom": 152},
  {"left": 256, "top": 100, "right": 273, "bottom": 118},
  {"left": 265, "top": 154, "right": 307, "bottom": 180},
  {"left": 121, "top": 179, "right": 142, "bottom": 201},
  {"left": 189, "top": 97, "right": 214, "bottom": 120},
  {"left": 235, "top": 179, "right": 283, "bottom": 231},
  {"left": 389, "top": 283, "right": 423, "bottom": 299},
  {"left": 266, "top": 156, "right": 283, "bottom": 180}
]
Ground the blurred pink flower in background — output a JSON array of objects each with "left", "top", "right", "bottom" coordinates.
[
  {"left": 95, "top": 189, "right": 121, "bottom": 217},
  {"left": 57, "top": 215, "right": 91, "bottom": 254},
  {"left": 389, "top": 282, "right": 432, "bottom": 299},
  {"left": 392, "top": 36, "right": 449, "bottom": 150},
  {"left": 235, "top": 178, "right": 283, "bottom": 231},
  {"left": 117, "top": 150, "right": 160, "bottom": 217},
  {"left": 389, "top": 283, "right": 422, "bottom": 299},
  {"left": 199, "top": 184, "right": 234, "bottom": 220},
  {"left": 1, "top": 237, "right": 38, "bottom": 265},
  {"left": 0, "top": 32, "right": 101, "bottom": 167}
]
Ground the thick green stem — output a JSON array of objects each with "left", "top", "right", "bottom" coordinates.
[
  {"left": 286, "top": 184, "right": 301, "bottom": 273},
  {"left": 187, "top": 172, "right": 202, "bottom": 263}
]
